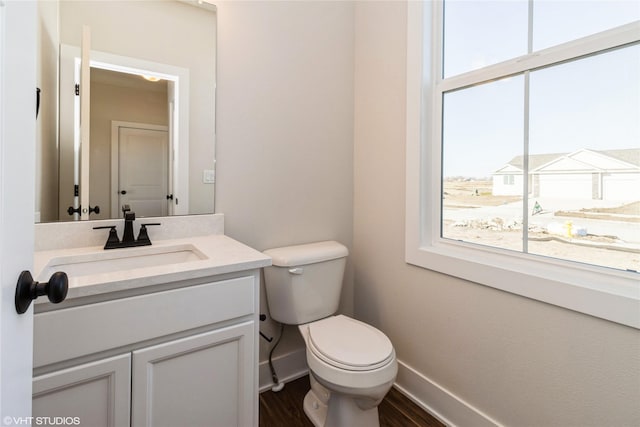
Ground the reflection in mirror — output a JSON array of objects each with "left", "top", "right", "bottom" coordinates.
[
  {"left": 58, "top": 45, "right": 190, "bottom": 221},
  {"left": 35, "top": 0, "right": 216, "bottom": 223},
  {"left": 94, "top": 68, "right": 171, "bottom": 219}
]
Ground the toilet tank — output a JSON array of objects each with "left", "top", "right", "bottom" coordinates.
[{"left": 263, "top": 241, "right": 348, "bottom": 325}]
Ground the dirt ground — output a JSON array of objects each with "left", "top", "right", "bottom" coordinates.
[
  {"left": 442, "top": 180, "right": 640, "bottom": 272},
  {"left": 444, "top": 180, "right": 639, "bottom": 216},
  {"left": 443, "top": 180, "right": 521, "bottom": 208},
  {"left": 443, "top": 225, "right": 640, "bottom": 271},
  {"left": 556, "top": 201, "right": 640, "bottom": 222}
]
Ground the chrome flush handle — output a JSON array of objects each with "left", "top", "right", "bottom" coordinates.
[{"left": 288, "top": 268, "right": 304, "bottom": 275}]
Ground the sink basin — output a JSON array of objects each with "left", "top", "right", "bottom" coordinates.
[{"left": 39, "top": 244, "right": 207, "bottom": 279}]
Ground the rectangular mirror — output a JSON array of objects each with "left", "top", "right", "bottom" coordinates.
[{"left": 36, "top": 0, "right": 216, "bottom": 222}]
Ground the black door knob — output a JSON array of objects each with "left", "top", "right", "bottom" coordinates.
[
  {"left": 120, "top": 190, "right": 127, "bottom": 195},
  {"left": 15, "top": 271, "right": 68, "bottom": 314}
]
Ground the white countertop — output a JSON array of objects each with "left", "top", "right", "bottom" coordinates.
[{"left": 34, "top": 234, "right": 272, "bottom": 302}]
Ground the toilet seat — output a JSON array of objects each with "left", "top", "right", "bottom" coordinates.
[{"left": 307, "top": 315, "right": 394, "bottom": 372}]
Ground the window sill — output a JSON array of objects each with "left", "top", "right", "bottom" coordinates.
[{"left": 406, "top": 240, "right": 640, "bottom": 329}]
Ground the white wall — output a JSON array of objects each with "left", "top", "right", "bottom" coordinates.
[
  {"left": 492, "top": 174, "right": 524, "bottom": 196},
  {"left": 353, "top": 2, "right": 640, "bottom": 426},
  {"left": 215, "top": 1, "right": 355, "bottom": 369}
]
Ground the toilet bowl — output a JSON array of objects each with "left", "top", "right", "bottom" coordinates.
[
  {"left": 298, "top": 315, "right": 397, "bottom": 427},
  {"left": 263, "top": 241, "right": 397, "bottom": 427}
]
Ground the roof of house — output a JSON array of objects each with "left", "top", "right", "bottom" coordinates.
[
  {"left": 506, "top": 153, "right": 567, "bottom": 170},
  {"left": 499, "top": 148, "right": 640, "bottom": 173},
  {"left": 599, "top": 148, "right": 640, "bottom": 166}
]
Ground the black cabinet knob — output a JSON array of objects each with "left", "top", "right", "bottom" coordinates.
[
  {"left": 120, "top": 190, "right": 127, "bottom": 195},
  {"left": 15, "top": 271, "right": 69, "bottom": 314}
]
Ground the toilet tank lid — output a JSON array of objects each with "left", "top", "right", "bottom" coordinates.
[{"left": 264, "top": 241, "right": 348, "bottom": 267}]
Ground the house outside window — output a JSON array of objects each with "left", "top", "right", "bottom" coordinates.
[{"left": 405, "top": 1, "right": 640, "bottom": 328}]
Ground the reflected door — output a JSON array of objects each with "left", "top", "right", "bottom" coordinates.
[
  {"left": 116, "top": 126, "right": 169, "bottom": 218},
  {"left": 79, "top": 25, "right": 91, "bottom": 220}
]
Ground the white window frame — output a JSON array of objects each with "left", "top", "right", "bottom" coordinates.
[{"left": 405, "top": 1, "right": 640, "bottom": 329}]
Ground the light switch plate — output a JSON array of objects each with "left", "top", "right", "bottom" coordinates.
[{"left": 203, "top": 169, "right": 215, "bottom": 184}]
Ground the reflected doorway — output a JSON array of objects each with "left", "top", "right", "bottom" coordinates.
[
  {"left": 111, "top": 123, "right": 170, "bottom": 218},
  {"left": 59, "top": 45, "right": 190, "bottom": 221}
]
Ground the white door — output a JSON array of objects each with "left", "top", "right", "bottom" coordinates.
[
  {"left": 0, "top": 0, "right": 36, "bottom": 420},
  {"left": 58, "top": 44, "right": 79, "bottom": 221},
  {"left": 79, "top": 25, "right": 91, "bottom": 220},
  {"left": 116, "top": 126, "right": 169, "bottom": 218}
]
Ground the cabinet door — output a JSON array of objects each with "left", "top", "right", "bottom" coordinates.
[
  {"left": 33, "top": 354, "right": 131, "bottom": 427},
  {"left": 131, "top": 321, "right": 255, "bottom": 427}
]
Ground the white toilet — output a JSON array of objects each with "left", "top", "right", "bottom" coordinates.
[{"left": 263, "top": 241, "right": 397, "bottom": 427}]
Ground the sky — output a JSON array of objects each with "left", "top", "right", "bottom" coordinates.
[{"left": 440, "top": 0, "right": 640, "bottom": 178}]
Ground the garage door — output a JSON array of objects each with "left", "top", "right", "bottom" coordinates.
[
  {"left": 538, "top": 174, "right": 592, "bottom": 199},
  {"left": 602, "top": 174, "right": 640, "bottom": 202}
]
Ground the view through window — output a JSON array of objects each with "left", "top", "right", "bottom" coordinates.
[{"left": 440, "top": 1, "right": 640, "bottom": 272}]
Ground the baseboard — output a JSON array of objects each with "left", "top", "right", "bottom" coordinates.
[
  {"left": 259, "top": 348, "right": 308, "bottom": 393},
  {"left": 258, "top": 352, "right": 500, "bottom": 426},
  {"left": 394, "top": 360, "right": 501, "bottom": 427}
]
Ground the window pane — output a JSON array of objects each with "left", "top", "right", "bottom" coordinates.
[
  {"left": 442, "top": 76, "right": 525, "bottom": 251},
  {"left": 528, "top": 46, "right": 640, "bottom": 271},
  {"left": 443, "top": 0, "right": 528, "bottom": 77},
  {"left": 533, "top": 1, "right": 640, "bottom": 51}
]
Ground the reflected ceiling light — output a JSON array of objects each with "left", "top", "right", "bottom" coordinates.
[{"left": 142, "top": 75, "right": 162, "bottom": 82}]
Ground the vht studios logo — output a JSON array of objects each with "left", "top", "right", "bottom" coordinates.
[{"left": 3, "top": 416, "right": 80, "bottom": 426}]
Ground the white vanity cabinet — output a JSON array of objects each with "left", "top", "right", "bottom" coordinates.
[{"left": 32, "top": 272, "right": 260, "bottom": 427}]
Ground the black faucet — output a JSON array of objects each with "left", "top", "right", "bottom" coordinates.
[
  {"left": 122, "top": 205, "right": 136, "bottom": 244},
  {"left": 93, "top": 206, "right": 161, "bottom": 250}
]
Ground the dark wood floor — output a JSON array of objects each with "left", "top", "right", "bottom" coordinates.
[{"left": 259, "top": 376, "right": 445, "bottom": 427}]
